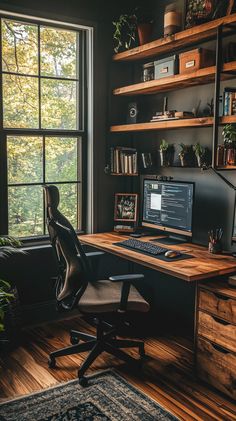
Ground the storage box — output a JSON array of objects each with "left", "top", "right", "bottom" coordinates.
[
  {"left": 179, "top": 48, "right": 215, "bottom": 74},
  {"left": 154, "top": 55, "right": 179, "bottom": 80}
]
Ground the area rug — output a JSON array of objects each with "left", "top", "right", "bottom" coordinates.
[{"left": 0, "top": 370, "right": 178, "bottom": 421}]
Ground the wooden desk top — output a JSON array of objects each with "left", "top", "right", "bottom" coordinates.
[{"left": 80, "top": 232, "right": 236, "bottom": 282}]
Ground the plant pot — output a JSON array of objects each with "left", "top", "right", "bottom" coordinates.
[
  {"left": 137, "top": 23, "right": 153, "bottom": 45},
  {"left": 159, "top": 150, "right": 174, "bottom": 167},
  {"left": 226, "top": 148, "right": 236, "bottom": 165}
]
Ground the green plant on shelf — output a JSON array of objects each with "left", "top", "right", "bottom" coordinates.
[
  {"left": 112, "top": 14, "right": 137, "bottom": 53},
  {"left": 193, "top": 142, "right": 204, "bottom": 167},
  {"left": 222, "top": 124, "right": 236, "bottom": 149}
]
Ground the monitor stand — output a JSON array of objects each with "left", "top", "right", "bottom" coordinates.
[{"left": 151, "top": 235, "right": 189, "bottom": 245}]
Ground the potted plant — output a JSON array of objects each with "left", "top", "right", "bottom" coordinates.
[
  {"left": 179, "top": 143, "right": 194, "bottom": 167},
  {"left": 193, "top": 143, "right": 204, "bottom": 167},
  {"left": 113, "top": 9, "right": 154, "bottom": 53},
  {"left": 222, "top": 124, "right": 236, "bottom": 165},
  {"left": 0, "top": 236, "right": 26, "bottom": 350},
  {"left": 134, "top": 7, "right": 154, "bottom": 45},
  {"left": 159, "top": 139, "right": 174, "bottom": 166},
  {"left": 113, "top": 14, "right": 137, "bottom": 53}
]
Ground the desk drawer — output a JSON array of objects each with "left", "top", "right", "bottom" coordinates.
[
  {"left": 199, "top": 288, "right": 236, "bottom": 325},
  {"left": 198, "top": 311, "right": 236, "bottom": 353},
  {"left": 197, "top": 337, "right": 236, "bottom": 400}
]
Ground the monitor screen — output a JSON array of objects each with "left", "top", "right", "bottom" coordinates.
[{"left": 142, "top": 179, "right": 194, "bottom": 237}]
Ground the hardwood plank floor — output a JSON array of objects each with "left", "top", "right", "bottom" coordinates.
[{"left": 0, "top": 317, "right": 235, "bottom": 420}]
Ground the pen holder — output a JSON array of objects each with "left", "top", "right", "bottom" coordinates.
[{"left": 208, "top": 241, "right": 222, "bottom": 254}]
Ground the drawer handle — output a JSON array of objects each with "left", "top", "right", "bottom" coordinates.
[
  {"left": 212, "top": 316, "right": 230, "bottom": 325},
  {"left": 211, "top": 343, "right": 230, "bottom": 354},
  {"left": 214, "top": 293, "right": 229, "bottom": 301}
]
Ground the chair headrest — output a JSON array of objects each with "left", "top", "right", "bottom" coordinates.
[{"left": 44, "top": 185, "right": 60, "bottom": 209}]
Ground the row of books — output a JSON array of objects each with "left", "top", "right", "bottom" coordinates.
[
  {"left": 223, "top": 87, "right": 236, "bottom": 116},
  {"left": 110, "top": 147, "right": 138, "bottom": 174}
]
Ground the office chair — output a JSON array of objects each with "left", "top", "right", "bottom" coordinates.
[{"left": 43, "top": 185, "right": 150, "bottom": 385}]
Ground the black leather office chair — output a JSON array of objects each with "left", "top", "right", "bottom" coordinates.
[{"left": 43, "top": 185, "right": 150, "bottom": 385}]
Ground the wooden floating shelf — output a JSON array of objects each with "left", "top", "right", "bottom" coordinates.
[
  {"left": 110, "top": 116, "right": 236, "bottom": 133},
  {"left": 113, "top": 61, "right": 236, "bottom": 96},
  {"left": 110, "top": 173, "right": 139, "bottom": 176},
  {"left": 113, "top": 13, "right": 236, "bottom": 62}
]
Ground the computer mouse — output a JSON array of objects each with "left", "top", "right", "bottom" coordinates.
[{"left": 165, "top": 250, "right": 181, "bottom": 258}]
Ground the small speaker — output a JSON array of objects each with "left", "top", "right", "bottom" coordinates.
[{"left": 127, "top": 102, "right": 138, "bottom": 124}]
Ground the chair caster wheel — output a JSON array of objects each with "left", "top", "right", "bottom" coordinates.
[
  {"left": 79, "top": 376, "right": 88, "bottom": 387},
  {"left": 48, "top": 357, "right": 56, "bottom": 368},
  {"left": 70, "top": 335, "right": 79, "bottom": 345}
]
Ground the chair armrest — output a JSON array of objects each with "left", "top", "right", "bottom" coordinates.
[
  {"left": 85, "top": 251, "right": 105, "bottom": 258},
  {"left": 109, "top": 274, "right": 144, "bottom": 312},
  {"left": 109, "top": 274, "right": 144, "bottom": 282}
]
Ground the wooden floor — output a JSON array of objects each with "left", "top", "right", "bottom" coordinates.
[{"left": 0, "top": 317, "right": 235, "bottom": 421}]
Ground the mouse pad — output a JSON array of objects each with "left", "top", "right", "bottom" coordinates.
[{"left": 114, "top": 243, "right": 194, "bottom": 261}]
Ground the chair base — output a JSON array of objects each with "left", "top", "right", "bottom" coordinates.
[{"left": 48, "top": 318, "right": 145, "bottom": 385}]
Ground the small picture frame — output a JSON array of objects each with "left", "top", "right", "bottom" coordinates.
[{"left": 114, "top": 193, "right": 138, "bottom": 222}]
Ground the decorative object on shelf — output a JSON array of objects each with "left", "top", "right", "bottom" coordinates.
[
  {"left": 154, "top": 55, "right": 179, "bottom": 79},
  {"left": 134, "top": 7, "right": 154, "bottom": 45},
  {"left": 222, "top": 123, "right": 236, "bottom": 165},
  {"left": 179, "top": 48, "right": 215, "bottom": 74},
  {"left": 127, "top": 102, "right": 139, "bottom": 124},
  {"left": 193, "top": 142, "right": 204, "bottom": 167},
  {"left": 223, "top": 87, "right": 236, "bottom": 116},
  {"left": 114, "top": 193, "right": 138, "bottom": 233},
  {"left": 185, "top": 0, "right": 215, "bottom": 28},
  {"left": 164, "top": 3, "right": 182, "bottom": 36},
  {"left": 179, "top": 143, "right": 194, "bottom": 166},
  {"left": 141, "top": 152, "right": 153, "bottom": 169},
  {"left": 110, "top": 147, "right": 138, "bottom": 175},
  {"left": 208, "top": 228, "right": 223, "bottom": 254},
  {"left": 159, "top": 139, "right": 175, "bottom": 167},
  {"left": 141, "top": 61, "right": 154, "bottom": 82},
  {"left": 174, "top": 111, "right": 194, "bottom": 118},
  {"left": 112, "top": 14, "right": 137, "bottom": 53},
  {"left": 216, "top": 144, "right": 226, "bottom": 166},
  {"left": 112, "top": 8, "right": 154, "bottom": 53},
  {"left": 203, "top": 98, "right": 214, "bottom": 117}
]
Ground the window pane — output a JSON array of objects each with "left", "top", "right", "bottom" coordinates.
[
  {"left": 45, "top": 137, "right": 78, "bottom": 182},
  {"left": 2, "top": 19, "right": 38, "bottom": 75},
  {"left": 8, "top": 136, "right": 43, "bottom": 184},
  {"left": 56, "top": 183, "right": 78, "bottom": 229},
  {"left": 3, "top": 74, "right": 39, "bottom": 128},
  {"left": 40, "top": 26, "right": 77, "bottom": 78},
  {"left": 8, "top": 185, "right": 44, "bottom": 237},
  {"left": 41, "top": 79, "right": 77, "bottom": 129}
]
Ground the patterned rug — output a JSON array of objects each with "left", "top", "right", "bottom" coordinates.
[{"left": 0, "top": 370, "right": 179, "bottom": 421}]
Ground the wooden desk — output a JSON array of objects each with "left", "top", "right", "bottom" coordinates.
[{"left": 80, "top": 232, "right": 236, "bottom": 282}]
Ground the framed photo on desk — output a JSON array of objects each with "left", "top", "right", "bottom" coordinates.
[{"left": 114, "top": 193, "right": 138, "bottom": 222}]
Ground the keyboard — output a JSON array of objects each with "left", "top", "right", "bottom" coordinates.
[{"left": 114, "top": 238, "right": 168, "bottom": 256}]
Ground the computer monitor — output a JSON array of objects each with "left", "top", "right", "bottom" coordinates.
[{"left": 142, "top": 178, "right": 194, "bottom": 245}]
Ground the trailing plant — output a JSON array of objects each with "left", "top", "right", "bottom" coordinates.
[
  {"left": 222, "top": 124, "right": 236, "bottom": 148},
  {"left": 113, "top": 14, "right": 137, "bottom": 53}
]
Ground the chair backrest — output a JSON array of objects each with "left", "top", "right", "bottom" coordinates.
[{"left": 43, "top": 185, "right": 90, "bottom": 310}]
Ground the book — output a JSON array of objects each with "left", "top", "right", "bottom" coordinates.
[{"left": 110, "top": 147, "right": 138, "bottom": 175}]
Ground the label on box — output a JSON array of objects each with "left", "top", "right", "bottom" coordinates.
[
  {"left": 160, "top": 67, "right": 168, "bottom": 74},
  {"left": 186, "top": 60, "right": 195, "bottom": 68}
]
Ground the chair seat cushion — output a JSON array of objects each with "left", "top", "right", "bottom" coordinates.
[{"left": 78, "top": 280, "right": 150, "bottom": 314}]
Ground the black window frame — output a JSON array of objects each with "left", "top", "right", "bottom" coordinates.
[{"left": 0, "top": 13, "right": 88, "bottom": 241}]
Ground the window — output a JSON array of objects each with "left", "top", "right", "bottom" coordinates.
[{"left": 0, "top": 15, "right": 88, "bottom": 238}]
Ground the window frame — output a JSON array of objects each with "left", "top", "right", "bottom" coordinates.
[{"left": 0, "top": 13, "right": 89, "bottom": 241}]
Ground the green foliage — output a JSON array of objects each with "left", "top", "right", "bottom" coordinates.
[
  {"left": 193, "top": 143, "right": 204, "bottom": 157},
  {"left": 222, "top": 124, "right": 236, "bottom": 148},
  {"left": 0, "top": 235, "right": 21, "bottom": 248},
  {"left": 160, "top": 139, "right": 169, "bottom": 151},
  {"left": 0, "top": 280, "right": 13, "bottom": 332},
  {"left": 113, "top": 14, "right": 137, "bottom": 53}
]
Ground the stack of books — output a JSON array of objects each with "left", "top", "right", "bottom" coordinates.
[
  {"left": 150, "top": 111, "right": 194, "bottom": 122},
  {"left": 110, "top": 147, "right": 138, "bottom": 175},
  {"left": 223, "top": 87, "right": 236, "bottom": 116}
]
